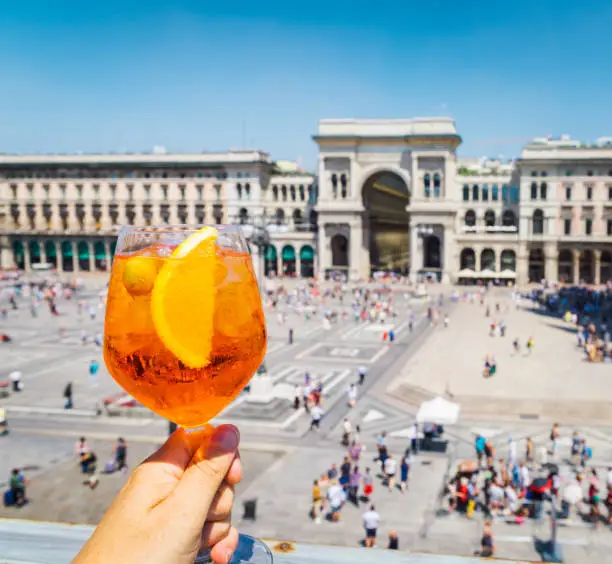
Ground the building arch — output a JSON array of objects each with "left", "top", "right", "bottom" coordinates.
[
  {"left": 464, "top": 209, "right": 476, "bottom": 227},
  {"left": 281, "top": 244, "right": 296, "bottom": 276},
  {"left": 239, "top": 207, "right": 249, "bottom": 224},
  {"left": 356, "top": 164, "right": 411, "bottom": 198},
  {"left": 275, "top": 208, "right": 285, "bottom": 225},
  {"left": 460, "top": 248, "right": 476, "bottom": 271},
  {"left": 61, "top": 240, "right": 74, "bottom": 272},
  {"left": 300, "top": 245, "right": 315, "bottom": 277},
  {"left": 78, "top": 241, "right": 90, "bottom": 271},
  {"left": 532, "top": 209, "right": 544, "bottom": 235},
  {"left": 580, "top": 249, "right": 595, "bottom": 284},
  {"left": 94, "top": 241, "right": 106, "bottom": 270},
  {"left": 502, "top": 210, "right": 517, "bottom": 227},
  {"left": 28, "top": 240, "right": 41, "bottom": 265},
  {"left": 331, "top": 234, "right": 349, "bottom": 268},
  {"left": 500, "top": 249, "right": 516, "bottom": 272},
  {"left": 480, "top": 248, "right": 496, "bottom": 271},
  {"left": 484, "top": 209, "right": 496, "bottom": 227},
  {"left": 13, "top": 240, "right": 25, "bottom": 269},
  {"left": 264, "top": 244, "right": 277, "bottom": 276},
  {"left": 528, "top": 248, "right": 545, "bottom": 282},
  {"left": 44, "top": 240, "right": 57, "bottom": 267},
  {"left": 558, "top": 249, "right": 573, "bottom": 283},
  {"left": 423, "top": 236, "right": 441, "bottom": 268},
  {"left": 600, "top": 250, "right": 612, "bottom": 283}
]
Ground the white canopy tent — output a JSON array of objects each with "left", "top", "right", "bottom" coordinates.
[{"left": 416, "top": 396, "right": 461, "bottom": 425}]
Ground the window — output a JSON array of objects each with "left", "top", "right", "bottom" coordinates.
[
  {"left": 196, "top": 185, "right": 203, "bottom": 200},
  {"left": 608, "top": 219, "right": 612, "bottom": 236},
  {"left": 340, "top": 174, "right": 347, "bottom": 198},
  {"left": 43, "top": 184, "right": 50, "bottom": 198},
  {"left": 492, "top": 184, "right": 499, "bottom": 201},
  {"left": 530, "top": 182, "right": 538, "bottom": 200},
  {"left": 10, "top": 184, "right": 17, "bottom": 199},
  {"left": 214, "top": 184, "right": 221, "bottom": 200},
  {"left": 464, "top": 209, "right": 476, "bottom": 227},
  {"left": 510, "top": 186, "right": 520, "bottom": 203},
  {"left": 532, "top": 209, "right": 544, "bottom": 235},
  {"left": 236, "top": 183, "right": 242, "bottom": 199},
  {"left": 531, "top": 171, "right": 538, "bottom": 177},
  {"left": 585, "top": 219, "right": 593, "bottom": 235},
  {"left": 179, "top": 185, "right": 186, "bottom": 201},
  {"left": 541, "top": 171, "right": 547, "bottom": 177},
  {"left": 564, "top": 218, "right": 571, "bottom": 235},
  {"left": 281, "top": 185, "right": 287, "bottom": 201},
  {"left": 92, "top": 184, "right": 100, "bottom": 198},
  {"left": 290, "top": 186, "right": 296, "bottom": 201},
  {"left": 127, "top": 184, "right": 134, "bottom": 200},
  {"left": 245, "top": 183, "right": 251, "bottom": 199},
  {"left": 272, "top": 186, "right": 278, "bottom": 201},
  {"left": 144, "top": 185, "right": 151, "bottom": 200},
  {"left": 587, "top": 170, "right": 593, "bottom": 177},
  {"left": 586, "top": 186, "right": 593, "bottom": 201},
  {"left": 609, "top": 186, "right": 612, "bottom": 200},
  {"left": 76, "top": 184, "right": 83, "bottom": 198},
  {"left": 566, "top": 170, "right": 573, "bottom": 176},
  {"left": 502, "top": 184, "right": 509, "bottom": 202},
  {"left": 161, "top": 185, "right": 168, "bottom": 199},
  {"left": 482, "top": 184, "right": 489, "bottom": 201},
  {"left": 540, "top": 182, "right": 547, "bottom": 200},
  {"left": 433, "top": 174, "right": 441, "bottom": 198},
  {"left": 424, "top": 174, "right": 431, "bottom": 198},
  {"left": 566, "top": 185, "right": 572, "bottom": 201},
  {"left": 484, "top": 209, "right": 495, "bottom": 227},
  {"left": 27, "top": 183, "right": 34, "bottom": 198},
  {"left": 462, "top": 185, "right": 470, "bottom": 201},
  {"left": 110, "top": 184, "right": 117, "bottom": 200},
  {"left": 299, "top": 185, "right": 305, "bottom": 201},
  {"left": 472, "top": 184, "right": 479, "bottom": 201}
]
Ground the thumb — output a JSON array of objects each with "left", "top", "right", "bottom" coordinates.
[{"left": 165, "top": 425, "right": 240, "bottom": 528}]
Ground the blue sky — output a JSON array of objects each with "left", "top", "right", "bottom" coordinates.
[{"left": 1, "top": 0, "right": 611, "bottom": 168}]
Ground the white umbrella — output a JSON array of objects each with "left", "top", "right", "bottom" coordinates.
[
  {"left": 562, "top": 483, "right": 583, "bottom": 504},
  {"left": 416, "top": 396, "right": 460, "bottom": 425}
]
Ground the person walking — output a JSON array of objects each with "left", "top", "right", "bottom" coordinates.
[
  {"left": 347, "top": 383, "right": 358, "bottom": 408},
  {"left": 63, "top": 382, "right": 74, "bottom": 409},
  {"left": 311, "top": 479, "right": 323, "bottom": 524},
  {"left": 549, "top": 423, "right": 560, "bottom": 456},
  {"left": 342, "top": 418, "right": 352, "bottom": 446},
  {"left": 384, "top": 454, "right": 397, "bottom": 491},
  {"left": 358, "top": 366, "right": 367, "bottom": 386},
  {"left": 362, "top": 504, "right": 380, "bottom": 548},
  {"left": 376, "top": 431, "right": 388, "bottom": 467},
  {"left": 349, "top": 466, "right": 362, "bottom": 506},
  {"left": 309, "top": 404, "right": 323, "bottom": 431},
  {"left": 114, "top": 438, "right": 128, "bottom": 472},
  {"left": 400, "top": 455, "right": 410, "bottom": 493},
  {"left": 9, "top": 371, "right": 22, "bottom": 393},
  {"left": 288, "top": 328, "right": 294, "bottom": 345},
  {"left": 362, "top": 467, "right": 374, "bottom": 501},
  {"left": 475, "top": 434, "right": 486, "bottom": 467}
]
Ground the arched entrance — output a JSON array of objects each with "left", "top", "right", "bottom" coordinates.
[
  {"left": 601, "top": 251, "right": 612, "bottom": 284},
  {"left": 580, "top": 250, "right": 594, "bottom": 284},
  {"left": 94, "top": 241, "right": 106, "bottom": 271},
  {"left": 331, "top": 234, "right": 349, "bottom": 269},
  {"left": 528, "top": 249, "right": 545, "bottom": 282},
  {"left": 61, "top": 241, "right": 74, "bottom": 272},
  {"left": 362, "top": 171, "right": 410, "bottom": 273},
  {"left": 558, "top": 250, "right": 572, "bottom": 283},
  {"left": 13, "top": 240, "right": 25, "bottom": 269},
  {"left": 264, "top": 245, "right": 277, "bottom": 276},
  {"left": 300, "top": 245, "right": 315, "bottom": 278},
  {"left": 77, "top": 241, "right": 90, "bottom": 271},
  {"left": 45, "top": 240, "right": 57, "bottom": 268},
  {"left": 460, "top": 248, "right": 476, "bottom": 270},
  {"left": 480, "top": 248, "right": 496, "bottom": 272},
  {"left": 29, "top": 240, "right": 41, "bottom": 266},
  {"left": 423, "top": 236, "right": 441, "bottom": 268},
  {"left": 281, "top": 245, "right": 296, "bottom": 276}
]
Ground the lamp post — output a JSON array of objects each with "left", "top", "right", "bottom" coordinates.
[{"left": 235, "top": 216, "right": 270, "bottom": 286}]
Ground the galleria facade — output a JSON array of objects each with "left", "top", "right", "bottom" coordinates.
[{"left": 2, "top": 117, "right": 612, "bottom": 285}]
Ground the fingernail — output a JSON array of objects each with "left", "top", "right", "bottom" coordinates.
[
  {"left": 225, "top": 549, "right": 234, "bottom": 563},
  {"left": 213, "top": 425, "right": 240, "bottom": 451}
]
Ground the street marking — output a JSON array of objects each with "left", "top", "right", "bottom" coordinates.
[
  {"left": 369, "top": 346, "right": 390, "bottom": 363},
  {"left": 324, "top": 369, "right": 352, "bottom": 394},
  {"left": 329, "top": 347, "right": 360, "bottom": 357},
  {"left": 295, "top": 343, "right": 323, "bottom": 360},
  {"left": 362, "top": 409, "right": 385, "bottom": 423}
]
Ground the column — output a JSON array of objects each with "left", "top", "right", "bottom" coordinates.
[
  {"left": 39, "top": 240, "right": 47, "bottom": 265},
  {"left": 350, "top": 221, "right": 364, "bottom": 279},
  {"left": 0, "top": 236, "right": 15, "bottom": 269},
  {"left": 516, "top": 245, "right": 528, "bottom": 285},
  {"left": 544, "top": 244, "right": 558, "bottom": 282},
  {"left": 104, "top": 240, "right": 112, "bottom": 272},
  {"left": 72, "top": 241, "right": 80, "bottom": 273},
  {"left": 442, "top": 225, "right": 454, "bottom": 284},
  {"left": 296, "top": 254, "right": 301, "bottom": 278},
  {"left": 410, "top": 154, "right": 419, "bottom": 201},
  {"left": 24, "top": 241, "right": 31, "bottom": 272},
  {"left": 409, "top": 224, "right": 419, "bottom": 282},
  {"left": 88, "top": 241, "right": 95, "bottom": 272},
  {"left": 317, "top": 224, "right": 328, "bottom": 279},
  {"left": 572, "top": 249, "right": 580, "bottom": 284},
  {"left": 474, "top": 246, "right": 482, "bottom": 272},
  {"left": 594, "top": 250, "right": 601, "bottom": 285},
  {"left": 55, "top": 241, "right": 63, "bottom": 273}
]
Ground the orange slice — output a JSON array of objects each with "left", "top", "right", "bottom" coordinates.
[{"left": 151, "top": 227, "right": 219, "bottom": 368}]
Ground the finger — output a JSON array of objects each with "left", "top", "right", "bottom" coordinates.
[
  {"left": 209, "top": 526, "right": 239, "bottom": 564},
  {"left": 145, "top": 426, "right": 215, "bottom": 471},
  {"left": 165, "top": 424, "right": 240, "bottom": 528},
  {"left": 225, "top": 451, "right": 242, "bottom": 487},
  {"left": 207, "top": 483, "right": 234, "bottom": 521},
  {"left": 200, "top": 517, "right": 231, "bottom": 548}
]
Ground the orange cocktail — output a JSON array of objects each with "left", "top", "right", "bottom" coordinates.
[{"left": 104, "top": 226, "right": 267, "bottom": 427}]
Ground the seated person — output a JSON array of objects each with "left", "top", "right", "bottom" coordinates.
[
  {"left": 80, "top": 451, "right": 97, "bottom": 474},
  {"left": 9, "top": 469, "right": 26, "bottom": 506}
]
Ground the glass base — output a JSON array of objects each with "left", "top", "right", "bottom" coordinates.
[{"left": 195, "top": 534, "right": 273, "bottom": 563}]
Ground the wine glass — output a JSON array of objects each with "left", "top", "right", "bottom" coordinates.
[{"left": 104, "top": 225, "right": 271, "bottom": 563}]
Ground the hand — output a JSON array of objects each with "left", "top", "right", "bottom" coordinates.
[{"left": 74, "top": 425, "right": 241, "bottom": 564}]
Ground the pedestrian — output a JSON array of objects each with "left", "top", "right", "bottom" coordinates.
[
  {"left": 293, "top": 385, "right": 301, "bottom": 410},
  {"left": 549, "top": 423, "right": 559, "bottom": 456},
  {"left": 475, "top": 434, "right": 486, "bottom": 467},
  {"left": 512, "top": 338, "right": 520, "bottom": 355},
  {"left": 526, "top": 336, "right": 534, "bottom": 355},
  {"left": 342, "top": 418, "right": 352, "bottom": 446},
  {"left": 443, "top": 314, "right": 449, "bottom": 328},
  {"left": 362, "top": 504, "right": 380, "bottom": 548},
  {"left": 9, "top": 469, "right": 26, "bottom": 507},
  {"left": 349, "top": 466, "right": 362, "bottom": 505},
  {"left": 311, "top": 479, "right": 323, "bottom": 524},
  {"left": 362, "top": 467, "right": 374, "bottom": 501},
  {"left": 309, "top": 403, "right": 322, "bottom": 431},
  {"left": 400, "top": 455, "right": 410, "bottom": 493},
  {"left": 326, "top": 480, "right": 346, "bottom": 522},
  {"left": 387, "top": 530, "right": 399, "bottom": 550},
  {"left": 376, "top": 431, "right": 388, "bottom": 466},
  {"left": 63, "top": 382, "right": 73, "bottom": 409},
  {"left": 348, "top": 440, "right": 362, "bottom": 463},
  {"left": 525, "top": 437, "right": 533, "bottom": 465},
  {"left": 114, "top": 437, "right": 128, "bottom": 472},
  {"left": 347, "top": 383, "right": 357, "bottom": 408},
  {"left": 384, "top": 454, "right": 397, "bottom": 491},
  {"left": 410, "top": 423, "right": 419, "bottom": 454},
  {"left": 481, "top": 520, "right": 495, "bottom": 557},
  {"left": 358, "top": 366, "right": 367, "bottom": 386},
  {"left": 288, "top": 328, "right": 294, "bottom": 345},
  {"left": 9, "top": 370, "right": 22, "bottom": 393},
  {"left": 581, "top": 440, "right": 592, "bottom": 468}
]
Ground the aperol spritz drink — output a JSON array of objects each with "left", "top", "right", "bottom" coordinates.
[{"left": 104, "top": 225, "right": 267, "bottom": 428}]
